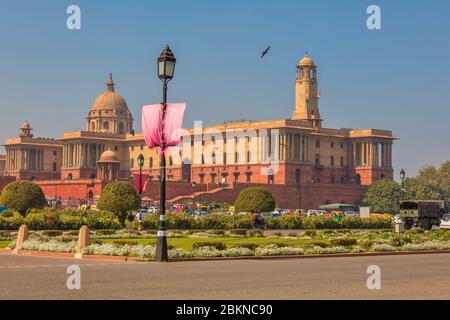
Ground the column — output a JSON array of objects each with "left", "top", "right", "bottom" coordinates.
[
  {"left": 87, "top": 143, "right": 91, "bottom": 167},
  {"left": 372, "top": 143, "right": 376, "bottom": 168},
  {"left": 388, "top": 143, "right": 392, "bottom": 168}
]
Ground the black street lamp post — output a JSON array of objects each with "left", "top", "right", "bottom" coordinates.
[
  {"left": 155, "top": 45, "right": 176, "bottom": 262},
  {"left": 192, "top": 181, "right": 196, "bottom": 212},
  {"left": 137, "top": 154, "right": 145, "bottom": 231},
  {"left": 400, "top": 168, "right": 406, "bottom": 199}
]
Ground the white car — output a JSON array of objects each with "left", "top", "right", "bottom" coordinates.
[
  {"left": 439, "top": 214, "right": 450, "bottom": 229},
  {"left": 306, "top": 209, "right": 319, "bottom": 217}
]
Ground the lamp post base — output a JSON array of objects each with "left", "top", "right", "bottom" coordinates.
[{"left": 155, "top": 234, "right": 169, "bottom": 262}]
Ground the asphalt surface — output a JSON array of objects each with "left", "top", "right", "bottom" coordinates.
[{"left": 0, "top": 253, "right": 449, "bottom": 300}]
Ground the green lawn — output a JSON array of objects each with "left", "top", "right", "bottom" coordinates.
[
  {"left": 0, "top": 241, "right": 11, "bottom": 249},
  {"left": 97, "top": 237, "right": 310, "bottom": 251}
]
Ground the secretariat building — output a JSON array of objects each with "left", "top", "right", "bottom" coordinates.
[{"left": 1, "top": 54, "right": 395, "bottom": 208}]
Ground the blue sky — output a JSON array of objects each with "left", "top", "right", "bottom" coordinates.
[{"left": 0, "top": 0, "right": 449, "bottom": 178}]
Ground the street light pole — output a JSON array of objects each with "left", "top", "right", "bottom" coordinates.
[
  {"left": 400, "top": 168, "right": 406, "bottom": 199},
  {"left": 155, "top": 45, "right": 176, "bottom": 262},
  {"left": 137, "top": 154, "right": 145, "bottom": 231},
  {"left": 192, "top": 181, "right": 196, "bottom": 212}
]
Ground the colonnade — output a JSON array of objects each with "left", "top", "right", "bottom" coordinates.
[
  {"left": 5, "top": 148, "right": 44, "bottom": 171},
  {"left": 349, "top": 141, "right": 392, "bottom": 168},
  {"left": 62, "top": 142, "right": 105, "bottom": 168}
]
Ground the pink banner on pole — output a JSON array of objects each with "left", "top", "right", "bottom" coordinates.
[
  {"left": 133, "top": 174, "right": 149, "bottom": 193},
  {"left": 142, "top": 103, "right": 187, "bottom": 155}
]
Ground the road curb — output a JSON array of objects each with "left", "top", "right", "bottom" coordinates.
[{"left": 1, "top": 248, "right": 450, "bottom": 263}]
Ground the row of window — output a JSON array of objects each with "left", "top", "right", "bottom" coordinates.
[
  {"left": 315, "top": 140, "right": 345, "bottom": 149},
  {"left": 315, "top": 155, "right": 345, "bottom": 167},
  {"left": 197, "top": 172, "right": 253, "bottom": 184}
]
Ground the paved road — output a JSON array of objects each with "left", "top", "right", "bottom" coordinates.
[{"left": 0, "top": 253, "right": 449, "bottom": 299}]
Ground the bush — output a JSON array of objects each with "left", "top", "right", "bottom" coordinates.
[
  {"left": 112, "top": 240, "right": 139, "bottom": 246},
  {"left": 0, "top": 181, "right": 47, "bottom": 215},
  {"left": 358, "top": 240, "right": 375, "bottom": 251},
  {"left": 85, "top": 211, "right": 121, "bottom": 230},
  {"left": 230, "top": 229, "right": 247, "bottom": 236},
  {"left": 192, "top": 241, "right": 227, "bottom": 250},
  {"left": 247, "top": 229, "right": 264, "bottom": 237},
  {"left": 306, "top": 240, "right": 330, "bottom": 248},
  {"left": 232, "top": 243, "right": 260, "bottom": 250},
  {"left": 97, "top": 182, "right": 140, "bottom": 226},
  {"left": 287, "top": 232, "right": 298, "bottom": 237},
  {"left": 95, "top": 229, "right": 117, "bottom": 235},
  {"left": 42, "top": 230, "right": 63, "bottom": 237},
  {"left": 0, "top": 210, "right": 17, "bottom": 218},
  {"left": 206, "top": 229, "right": 226, "bottom": 236},
  {"left": 390, "top": 236, "right": 412, "bottom": 247},
  {"left": 56, "top": 215, "right": 84, "bottom": 230},
  {"left": 25, "top": 213, "right": 48, "bottom": 230},
  {"left": 234, "top": 187, "right": 276, "bottom": 213},
  {"left": 330, "top": 238, "right": 357, "bottom": 247}
]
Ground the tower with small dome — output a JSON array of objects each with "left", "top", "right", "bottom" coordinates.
[{"left": 292, "top": 53, "right": 322, "bottom": 128}]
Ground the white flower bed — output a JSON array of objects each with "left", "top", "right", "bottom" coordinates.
[
  {"left": 255, "top": 245, "right": 304, "bottom": 256},
  {"left": 304, "top": 246, "right": 349, "bottom": 255},
  {"left": 83, "top": 243, "right": 156, "bottom": 258},
  {"left": 21, "top": 239, "right": 77, "bottom": 253}
]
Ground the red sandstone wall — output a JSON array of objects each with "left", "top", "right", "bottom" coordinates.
[
  {"left": 37, "top": 179, "right": 105, "bottom": 201},
  {"left": 170, "top": 182, "right": 367, "bottom": 210}
]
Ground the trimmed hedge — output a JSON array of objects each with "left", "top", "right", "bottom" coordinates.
[
  {"left": 0, "top": 209, "right": 392, "bottom": 231},
  {"left": 0, "top": 209, "right": 121, "bottom": 231},
  {"left": 132, "top": 213, "right": 392, "bottom": 230}
]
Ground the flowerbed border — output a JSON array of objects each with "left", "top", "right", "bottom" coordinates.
[{"left": 1, "top": 248, "right": 450, "bottom": 263}]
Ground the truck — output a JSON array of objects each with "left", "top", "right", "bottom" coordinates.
[{"left": 399, "top": 200, "right": 448, "bottom": 230}]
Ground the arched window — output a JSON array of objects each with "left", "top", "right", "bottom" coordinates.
[
  {"left": 118, "top": 122, "right": 124, "bottom": 133},
  {"left": 52, "top": 162, "right": 57, "bottom": 171},
  {"left": 103, "top": 121, "right": 109, "bottom": 130},
  {"left": 67, "top": 173, "right": 73, "bottom": 180},
  {"left": 91, "top": 121, "right": 96, "bottom": 131},
  {"left": 340, "top": 156, "right": 344, "bottom": 167},
  {"left": 330, "top": 156, "right": 335, "bottom": 167},
  {"left": 88, "top": 190, "right": 94, "bottom": 199}
]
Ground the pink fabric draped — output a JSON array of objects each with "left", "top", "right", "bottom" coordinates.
[
  {"left": 142, "top": 103, "right": 187, "bottom": 155},
  {"left": 133, "top": 174, "right": 149, "bottom": 193}
]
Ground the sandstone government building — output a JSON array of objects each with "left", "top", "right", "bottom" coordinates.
[{"left": 0, "top": 54, "right": 395, "bottom": 209}]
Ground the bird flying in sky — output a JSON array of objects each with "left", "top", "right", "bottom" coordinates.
[{"left": 260, "top": 46, "right": 271, "bottom": 58}]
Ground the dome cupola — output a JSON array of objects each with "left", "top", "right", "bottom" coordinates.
[{"left": 87, "top": 74, "right": 133, "bottom": 135}]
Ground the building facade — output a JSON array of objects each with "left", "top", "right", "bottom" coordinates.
[{"left": 1, "top": 54, "right": 395, "bottom": 208}]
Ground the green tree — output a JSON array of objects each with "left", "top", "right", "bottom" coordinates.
[
  {"left": 363, "top": 179, "right": 401, "bottom": 214},
  {"left": 234, "top": 187, "right": 276, "bottom": 213},
  {"left": 0, "top": 181, "right": 47, "bottom": 215},
  {"left": 97, "top": 182, "right": 140, "bottom": 226},
  {"left": 408, "top": 161, "right": 450, "bottom": 200}
]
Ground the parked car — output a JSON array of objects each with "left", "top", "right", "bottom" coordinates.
[
  {"left": 439, "top": 214, "right": 450, "bottom": 229},
  {"left": 306, "top": 209, "right": 319, "bottom": 217},
  {"left": 147, "top": 206, "right": 159, "bottom": 214},
  {"left": 344, "top": 211, "right": 360, "bottom": 217},
  {"left": 266, "top": 212, "right": 281, "bottom": 218}
]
